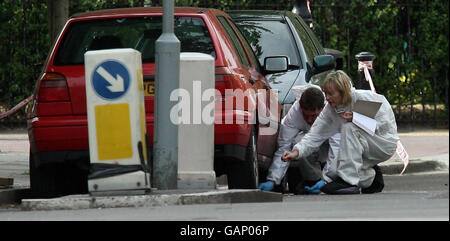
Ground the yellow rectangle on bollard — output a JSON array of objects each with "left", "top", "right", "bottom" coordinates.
[
  {"left": 140, "top": 104, "right": 147, "bottom": 162},
  {"left": 95, "top": 103, "right": 133, "bottom": 160}
]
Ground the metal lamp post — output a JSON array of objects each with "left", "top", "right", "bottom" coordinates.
[{"left": 153, "top": 0, "right": 180, "bottom": 190}]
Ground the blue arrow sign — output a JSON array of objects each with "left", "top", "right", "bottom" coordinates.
[{"left": 92, "top": 60, "right": 130, "bottom": 100}]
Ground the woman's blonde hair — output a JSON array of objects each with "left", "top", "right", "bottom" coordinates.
[{"left": 321, "top": 70, "right": 353, "bottom": 107}]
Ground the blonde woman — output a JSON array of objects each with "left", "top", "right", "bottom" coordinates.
[{"left": 282, "top": 70, "right": 399, "bottom": 194}]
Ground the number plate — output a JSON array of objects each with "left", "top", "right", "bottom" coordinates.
[{"left": 144, "top": 80, "right": 155, "bottom": 96}]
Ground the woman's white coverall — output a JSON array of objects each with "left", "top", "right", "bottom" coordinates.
[{"left": 293, "top": 88, "right": 399, "bottom": 188}]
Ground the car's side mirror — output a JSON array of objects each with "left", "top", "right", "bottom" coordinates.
[
  {"left": 324, "top": 48, "right": 344, "bottom": 70},
  {"left": 312, "top": 55, "right": 335, "bottom": 75},
  {"left": 264, "top": 56, "right": 288, "bottom": 74}
]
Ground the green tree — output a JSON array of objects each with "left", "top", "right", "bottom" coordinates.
[{"left": 0, "top": 0, "right": 49, "bottom": 118}]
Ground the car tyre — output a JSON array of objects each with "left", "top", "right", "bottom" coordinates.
[
  {"left": 29, "top": 152, "right": 88, "bottom": 198},
  {"left": 227, "top": 126, "right": 259, "bottom": 189}
]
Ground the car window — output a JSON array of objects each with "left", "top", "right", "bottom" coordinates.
[
  {"left": 294, "top": 15, "right": 325, "bottom": 55},
  {"left": 290, "top": 16, "right": 318, "bottom": 65},
  {"left": 233, "top": 19, "right": 300, "bottom": 68},
  {"left": 217, "top": 16, "right": 251, "bottom": 68},
  {"left": 54, "top": 17, "right": 216, "bottom": 65},
  {"left": 229, "top": 19, "right": 263, "bottom": 73}
]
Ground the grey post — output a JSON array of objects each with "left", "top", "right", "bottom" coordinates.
[
  {"left": 153, "top": 0, "right": 180, "bottom": 190},
  {"left": 355, "top": 52, "right": 375, "bottom": 90}
]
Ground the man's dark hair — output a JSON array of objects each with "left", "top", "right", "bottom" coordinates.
[{"left": 299, "top": 87, "right": 325, "bottom": 111}]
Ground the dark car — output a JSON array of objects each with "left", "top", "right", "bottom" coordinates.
[
  {"left": 28, "top": 7, "right": 289, "bottom": 197},
  {"left": 229, "top": 10, "right": 337, "bottom": 186},
  {"left": 229, "top": 10, "right": 335, "bottom": 112}
]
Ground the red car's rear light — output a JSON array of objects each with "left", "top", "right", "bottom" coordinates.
[
  {"left": 37, "top": 73, "right": 70, "bottom": 102},
  {"left": 215, "top": 74, "right": 234, "bottom": 90},
  {"left": 215, "top": 67, "right": 234, "bottom": 95}
]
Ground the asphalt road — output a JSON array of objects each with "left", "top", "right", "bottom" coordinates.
[
  {"left": 0, "top": 172, "right": 447, "bottom": 221},
  {"left": 0, "top": 128, "right": 448, "bottom": 222}
]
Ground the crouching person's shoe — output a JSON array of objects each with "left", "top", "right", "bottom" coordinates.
[
  {"left": 293, "top": 179, "right": 321, "bottom": 195},
  {"left": 361, "top": 165, "right": 384, "bottom": 194},
  {"left": 320, "top": 177, "right": 360, "bottom": 194}
]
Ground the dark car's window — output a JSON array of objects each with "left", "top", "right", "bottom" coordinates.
[
  {"left": 217, "top": 16, "right": 251, "bottom": 68},
  {"left": 234, "top": 22, "right": 262, "bottom": 73},
  {"left": 290, "top": 16, "right": 319, "bottom": 65},
  {"left": 54, "top": 17, "right": 215, "bottom": 65},
  {"left": 294, "top": 15, "right": 325, "bottom": 55},
  {"left": 233, "top": 20, "right": 300, "bottom": 68}
]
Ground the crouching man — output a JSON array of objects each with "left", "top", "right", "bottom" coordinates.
[{"left": 258, "top": 86, "right": 340, "bottom": 194}]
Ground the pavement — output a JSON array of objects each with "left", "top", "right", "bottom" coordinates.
[{"left": 0, "top": 127, "right": 448, "bottom": 210}]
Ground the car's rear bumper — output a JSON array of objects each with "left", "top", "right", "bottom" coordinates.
[{"left": 28, "top": 116, "right": 89, "bottom": 153}]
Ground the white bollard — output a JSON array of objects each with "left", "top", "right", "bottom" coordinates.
[
  {"left": 85, "top": 48, "right": 150, "bottom": 195},
  {"left": 176, "top": 52, "right": 216, "bottom": 189}
]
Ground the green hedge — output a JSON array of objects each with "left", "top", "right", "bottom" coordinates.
[
  {"left": 311, "top": 0, "right": 448, "bottom": 113},
  {"left": 0, "top": 0, "right": 48, "bottom": 112}
]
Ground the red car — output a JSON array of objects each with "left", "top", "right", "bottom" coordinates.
[{"left": 28, "top": 7, "right": 285, "bottom": 197}]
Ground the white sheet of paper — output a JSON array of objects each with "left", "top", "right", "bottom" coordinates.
[
  {"left": 352, "top": 100, "right": 382, "bottom": 118},
  {"left": 352, "top": 112, "right": 377, "bottom": 136}
]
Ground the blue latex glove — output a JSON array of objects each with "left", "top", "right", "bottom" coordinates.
[
  {"left": 258, "top": 181, "right": 275, "bottom": 191},
  {"left": 304, "top": 180, "right": 326, "bottom": 194}
]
